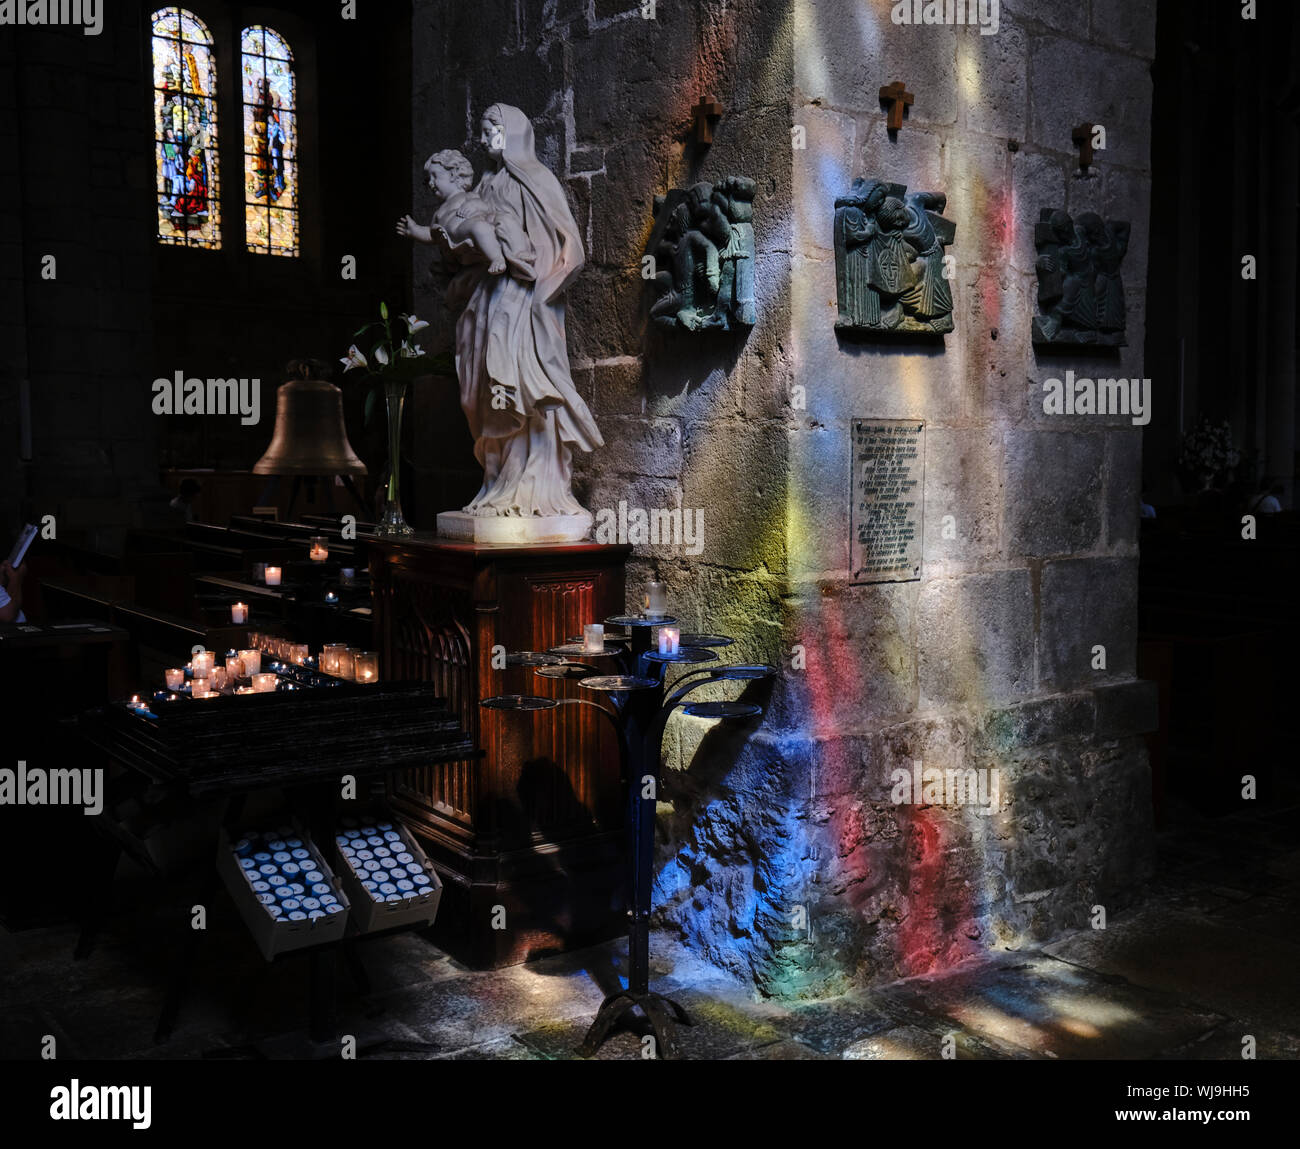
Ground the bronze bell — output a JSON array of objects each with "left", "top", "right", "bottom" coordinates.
[{"left": 253, "top": 360, "right": 367, "bottom": 476}]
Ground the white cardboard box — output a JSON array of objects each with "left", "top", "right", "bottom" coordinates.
[
  {"left": 331, "top": 815, "right": 442, "bottom": 935},
  {"left": 217, "top": 823, "right": 351, "bottom": 961}
]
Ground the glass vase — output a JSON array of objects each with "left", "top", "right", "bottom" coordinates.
[{"left": 376, "top": 380, "right": 414, "bottom": 537}]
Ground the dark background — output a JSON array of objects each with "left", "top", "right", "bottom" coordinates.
[{"left": 0, "top": 0, "right": 414, "bottom": 547}]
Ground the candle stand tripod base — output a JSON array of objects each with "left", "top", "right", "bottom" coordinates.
[{"left": 579, "top": 989, "right": 693, "bottom": 1060}]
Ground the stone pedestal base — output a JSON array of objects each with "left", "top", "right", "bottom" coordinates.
[{"left": 436, "top": 509, "right": 592, "bottom": 544}]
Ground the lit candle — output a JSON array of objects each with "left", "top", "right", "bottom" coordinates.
[
  {"left": 353, "top": 651, "right": 379, "bottom": 683},
  {"left": 192, "top": 650, "right": 215, "bottom": 679},
  {"left": 226, "top": 654, "right": 244, "bottom": 679},
  {"left": 321, "top": 644, "right": 348, "bottom": 676},
  {"left": 337, "top": 648, "right": 356, "bottom": 680},
  {"left": 309, "top": 536, "right": 329, "bottom": 562},
  {"left": 231, "top": 602, "right": 248, "bottom": 625},
  {"left": 583, "top": 623, "right": 605, "bottom": 653},
  {"left": 252, "top": 672, "right": 278, "bottom": 693},
  {"left": 191, "top": 685, "right": 218, "bottom": 699},
  {"left": 644, "top": 581, "right": 667, "bottom": 619},
  {"left": 211, "top": 667, "right": 228, "bottom": 691},
  {"left": 657, "top": 626, "right": 680, "bottom": 656},
  {"left": 291, "top": 644, "right": 309, "bottom": 665},
  {"left": 234, "top": 685, "right": 256, "bottom": 695},
  {"left": 164, "top": 668, "right": 184, "bottom": 690},
  {"left": 264, "top": 566, "right": 282, "bottom": 586},
  {"left": 238, "top": 649, "right": 261, "bottom": 676},
  {"left": 324, "top": 591, "right": 339, "bottom": 605}
]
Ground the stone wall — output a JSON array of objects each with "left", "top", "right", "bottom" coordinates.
[{"left": 412, "top": 0, "right": 1158, "bottom": 997}]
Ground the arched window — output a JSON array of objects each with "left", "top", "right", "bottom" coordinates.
[
  {"left": 241, "top": 25, "right": 299, "bottom": 257},
  {"left": 152, "top": 7, "right": 221, "bottom": 249}
]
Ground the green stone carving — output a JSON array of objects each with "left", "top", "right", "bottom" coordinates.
[
  {"left": 647, "top": 176, "right": 756, "bottom": 331},
  {"left": 1032, "top": 208, "right": 1130, "bottom": 347},
  {"left": 834, "top": 178, "right": 955, "bottom": 336}
]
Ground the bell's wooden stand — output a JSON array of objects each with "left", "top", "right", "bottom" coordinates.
[{"left": 369, "top": 536, "right": 631, "bottom": 967}]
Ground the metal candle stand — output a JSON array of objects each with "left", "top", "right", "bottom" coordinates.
[{"left": 481, "top": 613, "right": 774, "bottom": 1059}]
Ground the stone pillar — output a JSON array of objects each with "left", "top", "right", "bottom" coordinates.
[{"left": 412, "top": 0, "right": 1159, "bottom": 998}]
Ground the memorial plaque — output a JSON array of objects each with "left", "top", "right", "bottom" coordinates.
[{"left": 851, "top": 419, "right": 924, "bottom": 583}]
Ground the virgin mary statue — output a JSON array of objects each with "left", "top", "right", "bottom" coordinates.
[{"left": 436, "top": 104, "right": 603, "bottom": 542}]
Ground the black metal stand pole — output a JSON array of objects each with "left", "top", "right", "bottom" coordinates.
[{"left": 579, "top": 650, "right": 691, "bottom": 1058}]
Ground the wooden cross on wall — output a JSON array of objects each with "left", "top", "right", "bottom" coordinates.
[
  {"left": 692, "top": 96, "right": 724, "bottom": 144},
  {"left": 1072, "top": 122, "right": 1096, "bottom": 171},
  {"left": 879, "top": 81, "right": 913, "bottom": 132}
]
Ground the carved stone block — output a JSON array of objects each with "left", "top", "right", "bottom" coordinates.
[
  {"left": 834, "top": 178, "right": 955, "bottom": 336},
  {"left": 1032, "top": 208, "right": 1130, "bottom": 347},
  {"left": 646, "top": 175, "right": 756, "bottom": 331}
]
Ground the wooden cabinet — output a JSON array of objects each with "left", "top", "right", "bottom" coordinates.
[{"left": 369, "top": 537, "right": 631, "bottom": 966}]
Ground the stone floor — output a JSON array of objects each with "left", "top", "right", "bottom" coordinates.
[{"left": 2, "top": 794, "right": 1298, "bottom": 1060}]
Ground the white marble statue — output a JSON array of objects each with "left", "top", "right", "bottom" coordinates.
[{"left": 398, "top": 104, "right": 602, "bottom": 543}]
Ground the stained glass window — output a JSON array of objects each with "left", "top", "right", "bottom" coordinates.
[
  {"left": 241, "top": 26, "right": 298, "bottom": 257},
  {"left": 152, "top": 8, "right": 220, "bottom": 249}
]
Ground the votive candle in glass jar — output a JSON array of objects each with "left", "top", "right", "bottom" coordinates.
[
  {"left": 230, "top": 602, "right": 248, "bottom": 625},
  {"left": 210, "top": 667, "right": 228, "bottom": 691},
  {"left": 336, "top": 648, "right": 356, "bottom": 680},
  {"left": 353, "top": 651, "right": 379, "bottom": 683},
  {"left": 264, "top": 566, "right": 282, "bottom": 586},
  {"left": 321, "top": 644, "right": 347, "bottom": 676},
  {"left": 309, "top": 536, "right": 329, "bottom": 562},
  {"left": 644, "top": 581, "right": 667, "bottom": 619},
  {"left": 583, "top": 623, "right": 605, "bottom": 653},
  {"left": 252, "top": 672, "right": 277, "bottom": 693},
  {"left": 235, "top": 685, "right": 256, "bottom": 695},
  {"left": 192, "top": 650, "right": 215, "bottom": 679},
  {"left": 238, "top": 649, "right": 261, "bottom": 677},
  {"left": 226, "top": 654, "right": 244, "bottom": 679},
  {"left": 164, "top": 668, "right": 184, "bottom": 690},
  {"left": 657, "top": 626, "right": 680, "bottom": 656}
]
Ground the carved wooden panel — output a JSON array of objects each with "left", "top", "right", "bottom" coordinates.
[
  {"left": 519, "top": 575, "right": 615, "bottom": 841},
  {"left": 379, "top": 567, "right": 476, "bottom": 827}
]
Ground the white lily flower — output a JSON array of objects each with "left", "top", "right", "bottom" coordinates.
[
  {"left": 402, "top": 314, "right": 429, "bottom": 333},
  {"left": 374, "top": 346, "right": 389, "bottom": 366},
  {"left": 400, "top": 341, "right": 426, "bottom": 358},
  {"left": 341, "top": 344, "right": 367, "bottom": 371}
]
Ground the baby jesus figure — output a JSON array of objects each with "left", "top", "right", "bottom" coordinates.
[{"left": 397, "top": 149, "right": 514, "bottom": 274}]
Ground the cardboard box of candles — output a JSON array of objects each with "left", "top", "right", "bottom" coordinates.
[
  {"left": 217, "top": 821, "right": 352, "bottom": 960},
  {"left": 330, "top": 812, "right": 442, "bottom": 934}
]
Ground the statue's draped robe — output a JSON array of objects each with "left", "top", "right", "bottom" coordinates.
[
  {"left": 453, "top": 105, "right": 602, "bottom": 517},
  {"left": 1092, "top": 226, "right": 1128, "bottom": 334},
  {"left": 837, "top": 207, "right": 880, "bottom": 326},
  {"left": 1054, "top": 235, "right": 1098, "bottom": 332},
  {"left": 899, "top": 198, "right": 952, "bottom": 324}
]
